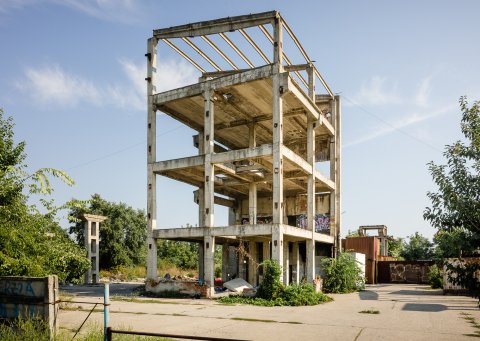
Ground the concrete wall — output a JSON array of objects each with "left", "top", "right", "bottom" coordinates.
[
  {"left": 146, "top": 279, "right": 207, "bottom": 297},
  {"left": 0, "top": 276, "right": 58, "bottom": 336}
]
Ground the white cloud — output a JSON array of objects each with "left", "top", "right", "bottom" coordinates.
[
  {"left": 415, "top": 76, "right": 432, "bottom": 107},
  {"left": 0, "top": 0, "right": 37, "bottom": 13},
  {"left": 0, "top": 0, "right": 142, "bottom": 24},
  {"left": 344, "top": 105, "right": 454, "bottom": 148},
  {"left": 16, "top": 59, "right": 197, "bottom": 111},
  {"left": 55, "top": 0, "right": 140, "bottom": 24},
  {"left": 16, "top": 64, "right": 101, "bottom": 106},
  {"left": 347, "top": 76, "right": 402, "bottom": 106}
]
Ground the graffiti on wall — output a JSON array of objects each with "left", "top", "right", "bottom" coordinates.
[
  {"left": 296, "top": 214, "right": 331, "bottom": 234},
  {"left": 0, "top": 280, "right": 37, "bottom": 297},
  {"left": 389, "top": 263, "right": 430, "bottom": 283}
]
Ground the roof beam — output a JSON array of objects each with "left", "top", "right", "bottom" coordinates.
[
  {"left": 153, "top": 64, "right": 275, "bottom": 104},
  {"left": 181, "top": 37, "right": 222, "bottom": 71},
  {"left": 153, "top": 11, "right": 277, "bottom": 39}
]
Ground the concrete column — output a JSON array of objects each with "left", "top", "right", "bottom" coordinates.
[
  {"left": 271, "top": 227, "right": 284, "bottom": 283},
  {"left": 81, "top": 214, "right": 106, "bottom": 284},
  {"left": 248, "top": 241, "right": 257, "bottom": 286},
  {"left": 306, "top": 239, "right": 315, "bottom": 283},
  {"left": 292, "top": 242, "right": 300, "bottom": 284},
  {"left": 198, "top": 242, "right": 204, "bottom": 283},
  {"left": 263, "top": 241, "right": 270, "bottom": 261},
  {"left": 283, "top": 241, "right": 290, "bottom": 284},
  {"left": 146, "top": 37, "right": 158, "bottom": 280},
  {"left": 204, "top": 87, "right": 215, "bottom": 228},
  {"left": 204, "top": 235, "right": 215, "bottom": 297},
  {"left": 272, "top": 15, "right": 284, "bottom": 225},
  {"left": 336, "top": 98, "right": 342, "bottom": 254},
  {"left": 307, "top": 118, "right": 316, "bottom": 234},
  {"left": 222, "top": 244, "right": 229, "bottom": 282}
]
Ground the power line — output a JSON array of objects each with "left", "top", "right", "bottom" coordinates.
[
  {"left": 342, "top": 95, "right": 444, "bottom": 153},
  {"left": 66, "top": 125, "right": 183, "bottom": 171}
]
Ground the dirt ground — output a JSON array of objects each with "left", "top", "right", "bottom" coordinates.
[{"left": 59, "top": 283, "right": 480, "bottom": 340}]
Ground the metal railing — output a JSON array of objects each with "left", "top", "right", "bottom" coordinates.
[{"left": 106, "top": 327, "right": 250, "bottom": 341}]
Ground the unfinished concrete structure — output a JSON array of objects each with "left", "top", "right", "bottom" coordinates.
[
  {"left": 358, "top": 225, "right": 389, "bottom": 257},
  {"left": 80, "top": 214, "right": 106, "bottom": 284},
  {"left": 146, "top": 11, "right": 341, "bottom": 296}
]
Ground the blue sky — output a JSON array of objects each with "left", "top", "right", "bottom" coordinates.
[{"left": 1, "top": 0, "right": 478, "bottom": 240}]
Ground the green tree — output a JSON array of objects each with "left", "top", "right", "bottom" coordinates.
[
  {"left": 424, "top": 97, "right": 480, "bottom": 256},
  {"left": 433, "top": 228, "right": 474, "bottom": 259},
  {"left": 387, "top": 237, "right": 404, "bottom": 259},
  {"left": 320, "top": 252, "right": 364, "bottom": 293},
  {"left": 157, "top": 240, "right": 198, "bottom": 270},
  {"left": 69, "top": 194, "right": 147, "bottom": 269},
  {"left": 424, "top": 97, "right": 480, "bottom": 300},
  {"left": 0, "top": 108, "right": 89, "bottom": 282},
  {"left": 256, "top": 259, "right": 283, "bottom": 300},
  {"left": 400, "top": 232, "right": 433, "bottom": 261}
]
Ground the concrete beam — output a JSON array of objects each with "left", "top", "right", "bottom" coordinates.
[
  {"left": 211, "top": 144, "right": 273, "bottom": 164},
  {"left": 152, "top": 155, "right": 204, "bottom": 173},
  {"left": 153, "top": 65, "right": 275, "bottom": 104},
  {"left": 153, "top": 11, "right": 277, "bottom": 39}
]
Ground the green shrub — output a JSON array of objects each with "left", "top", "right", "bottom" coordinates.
[
  {"left": 280, "top": 283, "right": 331, "bottom": 306},
  {"left": 255, "top": 259, "right": 283, "bottom": 300},
  {"left": 428, "top": 264, "right": 443, "bottom": 289},
  {"left": 321, "top": 252, "right": 365, "bottom": 293},
  {"left": 218, "top": 283, "right": 331, "bottom": 307}
]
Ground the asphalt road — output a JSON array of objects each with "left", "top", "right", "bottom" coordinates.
[{"left": 59, "top": 284, "right": 480, "bottom": 340}]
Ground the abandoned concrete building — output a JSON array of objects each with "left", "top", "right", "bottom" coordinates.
[{"left": 145, "top": 11, "right": 341, "bottom": 297}]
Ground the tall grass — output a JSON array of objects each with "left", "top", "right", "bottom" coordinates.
[
  {"left": 99, "top": 263, "right": 198, "bottom": 282},
  {"left": 0, "top": 319, "right": 173, "bottom": 340}
]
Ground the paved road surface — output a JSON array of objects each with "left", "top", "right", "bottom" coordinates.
[{"left": 59, "top": 284, "right": 480, "bottom": 340}]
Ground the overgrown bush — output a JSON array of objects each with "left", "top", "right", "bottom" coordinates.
[
  {"left": 321, "top": 252, "right": 365, "bottom": 293},
  {"left": 428, "top": 264, "right": 443, "bottom": 289},
  {"left": 218, "top": 283, "right": 331, "bottom": 307},
  {"left": 218, "top": 260, "right": 332, "bottom": 306},
  {"left": 255, "top": 259, "right": 283, "bottom": 300}
]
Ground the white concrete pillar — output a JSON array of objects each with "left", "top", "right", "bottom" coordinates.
[
  {"left": 306, "top": 239, "right": 315, "bottom": 283},
  {"left": 204, "top": 235, "right": 215, "bottom": 297},
  {"left": 146, "top": 37, "right": 158, "bottom": 280},
  {"left": 248, "top": 241, "right": 257, "bottom": 286},
  {"left": 222, "top": 244, "right": 229, "bottom": 282},
  {"left": 272, "top": 227, "right": 284, "bottom": 283},
  {"left": 272, "top": 14, "right": 284, "bottom": 225},
  {"left": 198, "top": 242, "right": 204, "bottom": 282},
  {"left": 292, "top": 242, "right": 300, "bottom": 284},
  {"left": 283, "top": 241, "right": 290, "bottom": 284}
]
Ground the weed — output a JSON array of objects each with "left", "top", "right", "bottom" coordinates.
[
  {"left": 231, "top": 317, "right": 276, "bottom": 323},
  {"left": 359, "top": 309, "right": 380, "bottom": 314}
]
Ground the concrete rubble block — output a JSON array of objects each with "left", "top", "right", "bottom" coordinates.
[{"left": 223, "top": 278, "right": 253, "bottom": 293}]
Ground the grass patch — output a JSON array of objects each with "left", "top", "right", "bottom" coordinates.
[
  {"left": 110, "top": 296, "right": 177, "bottom": 304},
  {"left": 460, "top": 312, "right": 480, "bottom": 337},
  {"left": 0, "top": 319, "right": 174, "bottom": 340},
  {"left": 231, "top": 317, "right": 276, "bottom": 323},
  {"left": 359, "top": 309, "right": 380, "bottom": 314}
]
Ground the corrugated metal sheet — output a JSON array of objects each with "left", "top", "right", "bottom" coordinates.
[{"left": 342, "top": 237, "right": 380, "bottom": 284}]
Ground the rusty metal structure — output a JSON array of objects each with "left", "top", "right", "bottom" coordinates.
[{"left": 145, "top": 11, "right": 341, "bottom": 296}]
